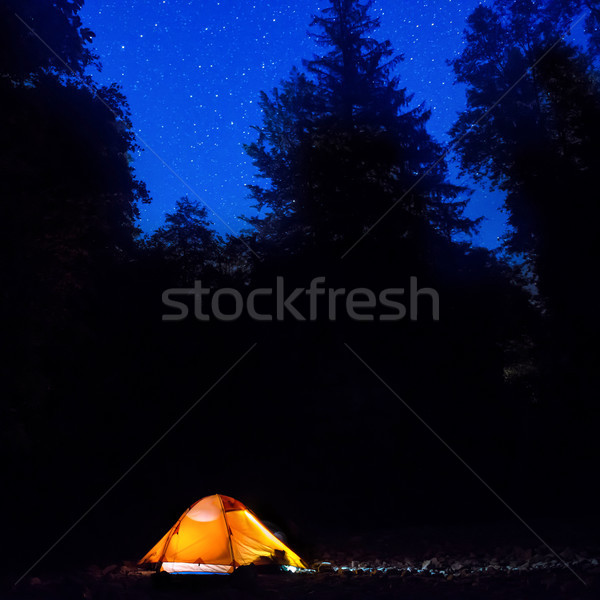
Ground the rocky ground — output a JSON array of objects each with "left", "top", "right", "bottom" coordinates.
[
  {"left": 5, "top": 523, "right": 600, "bottom": 599},
  {"left": 6, "top": 559, "right": 600, "bottom": 600}
]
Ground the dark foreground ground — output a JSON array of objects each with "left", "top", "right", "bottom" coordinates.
[
  {"left": 5, "top": 523, "right": 600, "bottom": 599},
  {"left": 6, "top": 563, "right": 600, "bottom": 600}
]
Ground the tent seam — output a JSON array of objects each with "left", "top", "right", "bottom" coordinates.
[{"left": 218, "top": 494, "right": 237, "bottom": 570}]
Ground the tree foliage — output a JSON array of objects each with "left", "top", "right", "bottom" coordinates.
[
  {"left": 450, "top": 0, "right": 600, "bottom": 303},
  {"left": 147, "top": 197, "right": 223, "bottom": 283},
  {"left": 244, "top": 0, "right": 478, "bottom": 264},
  {"left": 0, "top": 1, "right": 149, "bottom": 307},
  {"left": 0, "top": 0, "right": 149, "bottom": 431},
  {"left": 0, "top": 0, "right": 97, "bottom": 80},
  {"left": 449, "top": 0, "right": 600, "bottom": 411}
]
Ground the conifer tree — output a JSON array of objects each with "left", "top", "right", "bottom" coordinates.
[
  {"left": 0, "top": 0, "right": 149, "bottom": 302},
  {"left": 244, "top": 0, "right": 477, "bottom": 263},
  {"left": 449, "top": 0, "right": 600, "bottom": 417},
  {"left": 449, "top": 0, "right": 600, "bottom": 313},
  {"left": 1, "top": 1, "right": 150, "bottom": 431},
  {"left": 149, "top": 197, "right": 222, "bottom": 283}
]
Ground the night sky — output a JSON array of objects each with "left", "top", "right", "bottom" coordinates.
[{"left": 80, "top": 0, "right": 508, "bottom": 248}]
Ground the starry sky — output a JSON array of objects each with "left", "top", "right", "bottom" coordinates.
[{"left": 80, "top": 0, "right": 509, "bottom": 248}]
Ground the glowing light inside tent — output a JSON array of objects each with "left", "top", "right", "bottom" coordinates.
[
  {"left": 244, "top": 510, "right": 283, "bottom": 544},
  {"left": 186, "top": 496, "right": 222, "bottom": 522},
  {"left": 162, "top": 562, "right": 232, "bottom": 574}
]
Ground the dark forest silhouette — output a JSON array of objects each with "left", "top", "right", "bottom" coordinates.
[{"left": 1, "top": 0, "right": 599, "bottom": 578}]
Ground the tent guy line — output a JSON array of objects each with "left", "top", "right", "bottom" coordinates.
[
  {"left": 13, "top": 12, "right": 261, "bottom": 262},
  {"left": 13, "top": 343, "right": 258, "bottom": 587},
  {"left": 340, "top": 9, "right": 590, "bottom": 261},
  {"left": 343, "top": 343, "right": 587, "bottom": 587}
]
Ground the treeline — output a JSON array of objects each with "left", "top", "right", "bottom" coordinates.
[{"left": 1, "top": 0, "right": 599, "bottom": 572}]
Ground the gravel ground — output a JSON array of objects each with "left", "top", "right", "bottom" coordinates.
[
  {"left": 6, "top": 562, "right": 600, "bottom": 600},
  {"left": 6, "top": 523, "right": 600, "bottom": 599}
]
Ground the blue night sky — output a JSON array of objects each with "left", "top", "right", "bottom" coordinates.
[{"left": 80, "top": 0, "right": 509, "bottom": 248}]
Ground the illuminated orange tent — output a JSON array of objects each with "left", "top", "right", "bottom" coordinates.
[{"left": 139, "top": 494, "right": 307, "bottom": 574}]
